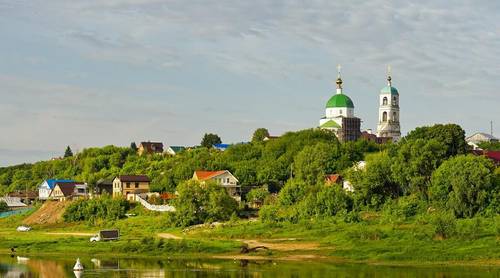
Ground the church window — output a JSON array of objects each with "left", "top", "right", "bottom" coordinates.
[
  {"left": 393, "top": 96, "right": 397, "bottom": 105},
  {"left": 383, "top": 97, "right": 388, "bottom": 105},
  {"left": 382, "top": 112, "right": 387, "bottom": 122},
  {"left": 339, "top": 109, "right": 342, "bottom": 115},
  {"left": 393, "top": 112, "right": 397, "bottom": 121}
]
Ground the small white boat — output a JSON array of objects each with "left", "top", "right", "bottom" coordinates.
[{"left": 73, "top": 258, "right": 84, "bottom": 271}]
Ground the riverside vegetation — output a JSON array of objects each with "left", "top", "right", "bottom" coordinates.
[{"left": 0, "top": 124, "right": 499, "bottom": 264}]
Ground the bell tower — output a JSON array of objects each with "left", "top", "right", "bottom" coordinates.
[{"left": 376, "top": 66, "right": 401, "bottom": 141}]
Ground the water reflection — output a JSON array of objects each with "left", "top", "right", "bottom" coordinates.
[{"left": 1, "top": 255, "right": 500, "bottom": 277}]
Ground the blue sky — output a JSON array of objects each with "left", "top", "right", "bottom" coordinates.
[{"left": 1, "top": 0, "right": 499, "bottom": 166}]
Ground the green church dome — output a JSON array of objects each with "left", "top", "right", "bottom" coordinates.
[
  {"left": 380, "top": 86, "right": 399, "bottom": 95},
  {"left": 326, "top": 94, "right": 354, "bottom": 108}
]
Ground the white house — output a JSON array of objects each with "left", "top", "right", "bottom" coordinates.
[
  {"left": 466, "top": 132, "right": 498, "bottom": 150},
  {"left": 192, "top": 170, "right": 240, "bottom": 201},
  {"left": 38, "top": 179, "right": 74, "bottom": 200}
]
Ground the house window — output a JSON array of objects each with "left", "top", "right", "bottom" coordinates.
[
  {"left": 126, "top": 182, "right": 130, "bottom": 188},
  {"left": 226, "top": 178, "right": 230, "bottom": 183},
  {"left": 383, "top": 97, "right": 388, "bottom": 105},
  {"left": 382, "top": 111, "right": 387, "bottom": 122},
  {"left": 135, "top": 182, "right": 139, "bottom": 188}
]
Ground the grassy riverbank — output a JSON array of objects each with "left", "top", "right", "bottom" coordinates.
[{"left": 1, "top": 209, "right": 499, "bottom": 265}]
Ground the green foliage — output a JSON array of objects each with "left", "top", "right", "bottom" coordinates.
[
  {"left": 245, "top": 186, "right": 270, "bottom": 203},
  {"left": 63, "top": 197, "right": 130, "bottom": 223},
  {"left": 0, "top": 201, "right": 8, "bottom": 212},
  {"left": 300, "top": 185, "right": 353, "bottom": 218},
  {"left": 477, "top": 141, "right": 500, "bottom": 151},
  {"left": 201, "top": 133, "right": 222, "bottom": 148},
  {"left": 167, "top": 180, "right": 238, "bottom": 227},
  {"left": 130, "top": 142, "right": 138, "bottom": 152},
  {"left": 251, "top": 128, "right": 270, "bottom": 142},
  {"left": 277, "top": 179, "right": 308, "bottom": 206},
  {"left": 64, "top": 146, "right": 74, "bottom": 158},
  {"left": 293, "top": 142, "right": 342, "bottom": 185},
  {"left": 429, "top": 155, "right": 497, "bottom": 218},
  {"left": 381, "top": 195, "right": 426, "bottom": 223},
  {"left": 430, "top": 211, "right": 456, "bottom": 239},
  {"left": 404, "top": 123, "right": 467, "bottom": 157}
]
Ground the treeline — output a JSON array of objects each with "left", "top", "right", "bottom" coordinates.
[
  {"left": 259, "top": 124, "right": 500, "bottom": 228},
  {"left": 0, "top": 129, "right": 381, "bottom": 194}
]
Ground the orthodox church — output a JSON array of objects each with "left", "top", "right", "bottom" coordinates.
[{"left": 319, "top": 66, "right": 401, "bottom": 142}]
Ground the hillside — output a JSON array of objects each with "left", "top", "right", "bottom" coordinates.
[{"left": 23, "top": 201, "right": 71, "bottom": 225}]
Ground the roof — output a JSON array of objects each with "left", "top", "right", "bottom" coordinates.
[
  {"left": 8, "top": 191, "right": 38, "bottom": 198},
  {"left": 326, "top": 94, "right": 354, "bottom": 108},
  {"left": 194, "top": 170, "right": 229, "bottom": 181},
  {"left": 43, "top": 179, "right": 75, "bottom": 190},
  {"left": 54, "top": 182, "right": 78, "bottom": 197},
  {"left": 213, "top": 143, "right": 230, "bottom": 150},
  {"left": 320, "top": 120, "right": 341, "bottom": 129},
  {"left": 169, "top": 146, "right": 186, "bottom": 153},
  {"left": 466, "top": 132, "right": 499, "bottom": 143},
  {"left": 139, "top": 142, "right": 164, "bottom": 153},
  {"left": 380, "top": 86, "right": 399, "bottom": 95},
  {"left": 325, "top": 174, "right": 342, "bottom": 184},
  {"left": 117, "top": 175, "right": 150, "bottom": 182},
  {"left": 472, "top": 150, "right": 500, "bottom": 163},
  {"left": 96, "top": 178, "right": 113, "bottom": 186},
  {"left": 0, "top": 197, "right": 27, "bottom": 207}
]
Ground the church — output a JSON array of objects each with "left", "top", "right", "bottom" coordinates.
[{"left": 319, "top": 66, "right": 401, "bottom": 142}]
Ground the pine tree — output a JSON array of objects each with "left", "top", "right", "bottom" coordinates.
[{"left": 64, "top": 146, "right": 73, "bottom": 158}]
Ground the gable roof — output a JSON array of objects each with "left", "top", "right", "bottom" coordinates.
[
  {"left": 320, "top": 120, "right": 341, "bottom": 129},
  {"left": 53, "top": 182, "right": 78, "bottom": 197},
  {"left": 116, "top": 175, "right": 150, "bottom": 182},
  {"left": 325, "top": 174, "right": 342, "bottom": 184},
  {"left": 194, "top": 170, "right": 230, "bottom": 181},
  {"left": 139, "top": 142, "right": 164, "bottom": 153},
  {"left": 466, "top": 133, "right": 499, "bottom": 143},
  {"left": 42, "top": 179, "right": 75, "bottom": 190},
  {"left": 0, "top": 197, "right": 27, "bottom": 207},
  {"left": 169, "top": 146, "right": 186, "bottom": 153}
]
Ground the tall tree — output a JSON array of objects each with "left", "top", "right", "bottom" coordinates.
[
  {"left": 201, "top": 133, "right": 222, "bottom": 148},
  {"left": 64, "top": 146, "right": 73, "bottom": 158},
  {"left": 252, "top": 128, "right": 270, "bottom": 142},
  {"left": 130, "top": 142, "right": 138, "bottom": 152},
  {"left": 404, "top": 124, "right": 467, "bottom": 157}
]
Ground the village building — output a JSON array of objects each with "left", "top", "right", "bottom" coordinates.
[
  {"left": 471, "top": 150, "right": 500, "bottom": 166},
  {"left": 38, "top": 179, "right": 74, "bottom": 200},
  {"left": 466, "top": 132, "right": 498, "bottom": 150},
  {"left": 48, "top": 182, "right": 88, "bottom": 201},
  {"left": 7, "top": 191, "right": 38, "bottom": 205},
  {"left": 376, "top": 71, "right": 401, "bottom": 141},
  {"left": 213, "top": 143, "right": 230, "bottom": 151},
  {"left": 112, "top": 175, "right": 150, "bottom": 200},
  {"left": 0, "top": 196, "right": 28, "bottom": 209},
  {"left": 325, "top": 174, "right": 343, "bottom": 186},
  {"left": 166, "top": 146, "right": 186, "bottom": 155},
  {"left": 263, "top": 135, "right": 279, "bottom": 141},
  {"left": 95, "top": 178, "right": 113, "bottom": 195},
  {"left": 138, "top": 142, "right": 164, "bottom": 155},
  {"left": 319, "top": 66, "right": 361, "bottom": 142},
  {"left": 192, "top": 170, "right": 241, "bottom": 201}
]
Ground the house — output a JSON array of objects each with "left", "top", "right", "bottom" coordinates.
[
  {"left": 466, "top": 132, "right": 499, "bottom": 150},
  {"left": 263, "top": 136, "right": 279, "bottom": 141},
  {"left": 95, "top": 179, "right": 113, "bottom": 195},
  {"left": 38, "top": 179, "right": 74, "bottom": 200},
  {"left": 325, "top": 174, "right": 343, "bottom": 185},
  {"left": 192, "top": 170, "right": 241, "bottom": 201},
  {"left": 0, "top": 197, "right": 28, "bottom": 209},
  {"left": 138, "top": 142, "right": 164, "bottom": 155},
  {"left": 112, "top": 175, "right": 150, "bottom": 200},
  {"left": 472, "top": 150, "right": 500, "bottom": 166},
  {"left": 7, "top": 191, "right": 38, "bottom": 205},
  {"left": 213, "top": 143, "right": 230, "bottom": 151},
  {"left": 166, "top": 146, "right": 186, "bottom": 155},
  {"left": 49, "top": 182, "right": 88, "bottom": 201}
]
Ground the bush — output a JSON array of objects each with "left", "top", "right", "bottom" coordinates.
[
  {"left": 63, "top": 196, "right": 130, "bottom": 223},
  {"left": 430, "top": 211, "right": 456, "bottom": 239},
  {"left": 0, "top": 201, "right": 8, "bottom": 212},
  {"left": 456, "top": 217, "right": 483, "bottom": 240}
]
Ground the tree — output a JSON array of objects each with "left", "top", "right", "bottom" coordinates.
[
  {"left": 0, "top": 201, "right": 8, "bottom": 212},
  {"left": 294, "top": 142, "right": 341, "bottom": 185},
  {"left": 201, "top": 133, "right": 222, "bottom": 148},
  {"left": 252, "top": 128, "right": 270, "bottom": 142},
  {"left": 64, "top": 146, "right": 73, "bottom": 157},
  {"left": 130, "top": 142, "right": 138, "bottom": 152},
  {"left": 478, "top": 141, "right": 500, "bottom": 151},
  {"left": 404, "top": 124, "right": 467, "bottom": 157},
  {"left": 429, "top": 155, "right": 497, "bottom": 218}
]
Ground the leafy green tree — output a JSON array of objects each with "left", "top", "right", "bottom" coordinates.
[
  {"left": 300, "top": 185, "right": 353, "bottom": 218},
  {"left": 201, "top": 133, "right": 222, "bottom": 148},
  {"left": 391, "top": 139, "right": 447, "bottom": 196},
  {"left": 404, "top": 124, "right": 467, "bottom": 157},
  {"left": 429, "top": 155, "right": 497, "bottom": 218},
  {"left": 478, "top": 141, "right": 500, "bottom": 151},
  {"left": 252, "top": 128, "right": 270, "bottom": 142},
  {"left": 0, "top": 201, "right": 8, "bottom": 212},
  {"left": 246, "top": 186, "right": 270, "bottom": 203},
  {"left": 294, "top": 142, "right": 341, "bottom": 185},
  {"left": 64, "top": 146, "right": 73, "bottom": 157},
  {"left": 278, "top": 179, "right": 308, "bottom": 206}
]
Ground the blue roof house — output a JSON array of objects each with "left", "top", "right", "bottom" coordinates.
[
  {"left": 38, "top": 179, "right": 74, "bottom": 200},
  {"left": 213, "top": 144, "right": 230, "bottom": 151}
]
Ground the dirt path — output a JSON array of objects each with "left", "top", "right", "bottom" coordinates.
[
  {"left": 23, "top": 201, "right": 71, "bottom": 225},
  {"left": 157, "top": 233, "right": 183, "bottom": 240},
  {"left": 238, "top": 239, "right": 320, "bottom": 251},
  {"left": 45, "top": 232, "right": 94, "bottom": 236}
]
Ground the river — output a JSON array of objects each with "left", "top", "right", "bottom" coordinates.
[{"left": 1, "top": 255, "right": 499, "bottom": 277}]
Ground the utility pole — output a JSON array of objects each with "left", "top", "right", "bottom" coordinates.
[{"left": 491, "top": 121, "right": 494, "bottom": 137}]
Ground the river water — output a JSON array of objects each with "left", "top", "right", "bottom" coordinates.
[{"left": 1, "top": 255, "right": 499, "bottom": 277}]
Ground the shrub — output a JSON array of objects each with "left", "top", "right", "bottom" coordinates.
[
  {"left": 456, "top": 217, "right": 483, "bottom": 240},
  {"left": 0, "top": 201, "right": 8, "bottom": 212},
  {"left": 63, "top": 196, "right": 130, "bottom": 223},
  {"left": 430, "top": 211, "right": 456, "bottom": 239}
]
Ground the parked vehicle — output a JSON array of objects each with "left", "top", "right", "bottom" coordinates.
[
  {"left": 16, "top": 226, "right": 31, "bottom": 232},
  {"left": 90, "top": 229, "right": 119, "bottom": 242}
]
